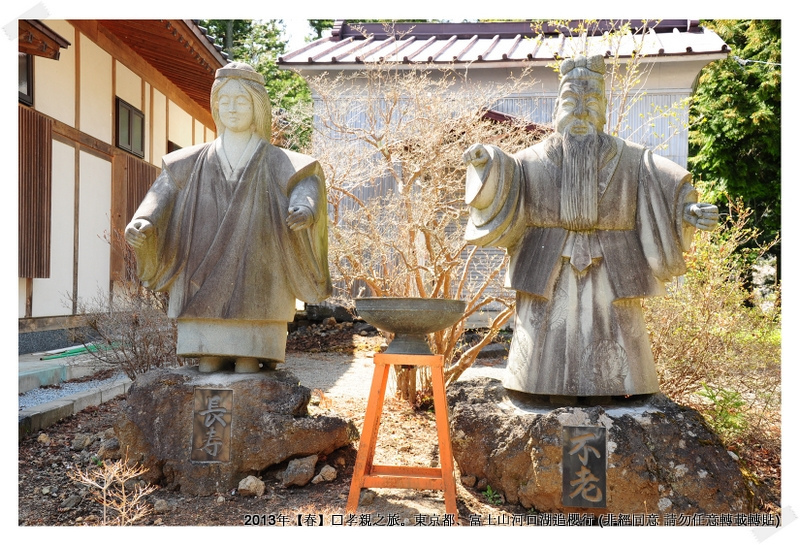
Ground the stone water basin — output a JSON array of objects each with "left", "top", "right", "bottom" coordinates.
[{"left": 355, "top": 297, "right": 466, "bottom": 355}]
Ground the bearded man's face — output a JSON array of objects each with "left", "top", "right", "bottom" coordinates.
[{"left": 555, "top": 78, "right": 606, "bottom": 136}]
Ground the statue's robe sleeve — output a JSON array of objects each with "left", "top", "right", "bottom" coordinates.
[
  {"left": 635, "top": 149, "right": 698, "bottom": 282},
  {"left": 130, "top": 143, "right": 205, "bottom": 294},
  {"left": 464, "top": 145, "right": 527, "bottom": 250},
  {"left": 272, "top": 147, "right": 333, "bottom": 304}
]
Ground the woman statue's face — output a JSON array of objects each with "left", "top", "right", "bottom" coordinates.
[{"left": 216, "top": 80, "right": 254, "bottom": 134}]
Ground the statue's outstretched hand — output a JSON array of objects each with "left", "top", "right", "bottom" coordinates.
[
  {"left": 683, "top": 203, "right": 719, "bottom": 231},
  {"left": 287, "top": 206, "right": 314, "bottom": 231},
  {"left": 463, "top": 144, "right": 490, "bottom": 168},
  {"left": 124, "top": 219, "right": 153, "bottom": 248}
]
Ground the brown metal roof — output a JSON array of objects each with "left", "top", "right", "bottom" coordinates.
[
  {"left": 95, "top": 20, "right": 228, "bottom": 113},
  {"left": 279, "top": 20, "right": 729, "bottom": 68}
]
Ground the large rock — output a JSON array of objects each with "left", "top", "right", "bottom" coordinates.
[
  {"left": 115, "top": 367, "right": 357, "bottom": 495},
  {"left": 448, "top": 377, "right": 751, "bottom": 515}
]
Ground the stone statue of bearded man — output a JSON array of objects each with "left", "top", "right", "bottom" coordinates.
[{"left": 463, "top": 54, "right": 718, "bottom": 398}]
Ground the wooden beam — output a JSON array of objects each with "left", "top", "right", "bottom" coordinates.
[
  {"left": 19, "top": 315, "right": 87, "bottom": 334},
  {"left": 19, "top": 20, "right": 71, "bottom": 60},
  {"left": 51, "top": 115, "right": 114, "bottom": 157}
]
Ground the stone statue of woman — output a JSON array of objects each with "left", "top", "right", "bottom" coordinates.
[{"left": 125, "top": 62, "right": 331, "bottom": 373}]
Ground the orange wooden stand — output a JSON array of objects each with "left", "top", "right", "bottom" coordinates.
[{"left": 346, "top": 353, "right": 457, "bottom": 515}]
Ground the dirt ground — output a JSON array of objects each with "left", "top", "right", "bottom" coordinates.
[
  {"left": 18, "top": 323, "right": 522, "bottom": 527},
  {"left": 17, "top": 321, "right": 780, "bottom": 528}
]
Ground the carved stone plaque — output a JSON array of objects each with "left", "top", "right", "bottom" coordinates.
[
  {"left": 191, "top": 388, "right": 233, "bottom": 463},
  {"left": 562, "top": 426, "right": 606, "bottom": 508}
]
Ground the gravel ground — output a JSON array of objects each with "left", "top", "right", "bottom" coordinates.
[
  {"left": 17, "top": 349, "right": 505, "bottom": 417},
  {"left": 18, "top": 371, "right": 127, "bottom": 413}
]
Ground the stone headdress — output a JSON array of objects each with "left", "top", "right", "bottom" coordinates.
[
  {"left": 559, "top": 54, "right": 606, "bottom": 78},
  {"left": 211, "top": 62, "right": 271, "bottom": 140},
  {"left": 215, "top": 62, "right": 266, "bottom": 85}
]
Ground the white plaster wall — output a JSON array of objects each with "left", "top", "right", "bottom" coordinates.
[
  {"left": 33, "top": 20, "right": 75, "bottom": 127},
  {"left": 79, "top": 36, "right": 112, "bottom": 143},
  {"left": 19, "top": 279, "right": 27, "bottom": 318},
  {"left": 76, "top": 151, "right": 111, "bottom": 304},
  {"left": 31, "top": 140, "right": 76, "bottom": 317},
  {"left": 144, "top": 83, "right": 152, "bottom": 163},
  {"left": 115, "top": 60, "right": 142, "bottom": 110},
  {"left": 194, "top": 119, "right": 208, "bottom": 145},
  {"left": 168, "top": 100, "right": 194, "bottom": 149},
  {"left": 151, "top": 89, "right": 167, "bottom": 165}
]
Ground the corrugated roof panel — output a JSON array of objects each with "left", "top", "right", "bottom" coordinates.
[
  {"left": 402, "top": 36, "right": 438, "bottom": 62},
  {"left": 375, "top": 37, "right": 417, "bottom": 62},
  {"left": 356, "top": 37, "right": 396, "bottom": 61},
  {"left": 476, "top": 35, "right": 501, "bottom": 61},
  {"left": 278, "top": 20, "right": 728, "bottom": 67},
  {"left": 331, "top": 35, "right": 375, "bottom": 63}
]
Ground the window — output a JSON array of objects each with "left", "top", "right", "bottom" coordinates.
[
  {"left": 19, "top": 53, "right": 33, "bottom": 106},
  {"left": 116, "top": 97, "right": 145, "bottom": 158}
]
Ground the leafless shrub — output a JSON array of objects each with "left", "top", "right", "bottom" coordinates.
[
  {"left": 306, "top": 62, "right": 542, "bottom": 402},
  {"left": 71, "top": 228, "right": 185, "bottom": 380},
  {"left": 69, "top": 451, "right": 156, "bottom": 526}
]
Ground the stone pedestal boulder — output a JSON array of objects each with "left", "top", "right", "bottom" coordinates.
[
  {"left": 448, "top": 377, "right": 751, "bottom": 516},
  {"left": 115, "top": 367, "right": 357, "bottom": 495}
]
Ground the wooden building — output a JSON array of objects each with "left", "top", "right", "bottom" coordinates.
[{"left": 18, "top": 19, "right": 227, "bottom": 352}]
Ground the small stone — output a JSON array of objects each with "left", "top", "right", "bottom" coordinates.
[
  {"left": 282, "top": 455, "right": 318, "bottom": 487},
  {"left": 60, "top": 495, "right": 82, "bottom": 509},
  {"left": 97, "top": 438, "right": 120, "bottom": 460},
  {"left": 311, "top": 464, "right": 337, "bottom": 484},
  {"left": 322, "top": 317, "right": 337, "bottom": 327},
  {"left": 360, "top": 489, "right": 376, "bottom": 505},
  {"left": 154, "top": 518, "right": 164, "bottom": 526},
  {"left": 71, "top": 433, "right": 92, "bottom": 451},
  {"left": 41, "top": 486, "right": 50, "bottom": 495},
  {"left": 334, "top": 456, "right": 346, "bottom": 467},
  {"left": 354, "top": 322, "right": 376, "bottom": 334},
  {"left": 238, "top": 475, "right": 266, "bottom": 497},
  {"left": 215, "top": 495, "right": 225, "bottom": 504},
  {"left": 476, "top": 478, "right": 488, "bottom": 491},
  {"left": 728, "top": 451, "right": 740, "bottom": 461},
  {"left": 37, "top": 433, "right": 50, "bottom": 445},
  {"left": 461, "top": 474, "right": 477, "bottom": 487},
  {"left": 153, "top": 499, "right": 170, "bottom": 513}
]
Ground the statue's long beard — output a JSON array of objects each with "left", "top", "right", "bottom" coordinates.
[{"left": 560, "top": 132, "right": 599, "bottom": 231}]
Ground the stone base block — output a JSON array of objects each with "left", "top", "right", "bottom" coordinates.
[
  {"left": 448, "top": 377, "right": 752, "bottom": 515},
  {"left": 115, "top": 367, "right": 357, "bottom": 496}
]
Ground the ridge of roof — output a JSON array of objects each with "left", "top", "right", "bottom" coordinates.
[{"left": 332, "top": 20, "right": 702, "bottom": 41}]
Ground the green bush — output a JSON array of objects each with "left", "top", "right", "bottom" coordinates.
[{"left": 645, "top": 198, "right": 780, "bottom": 449}]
